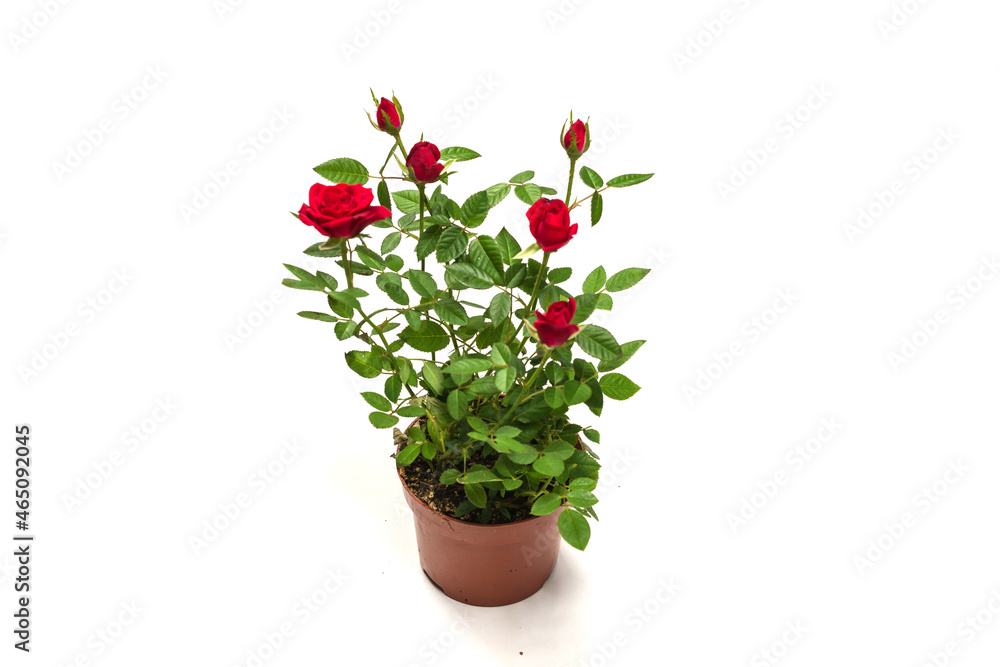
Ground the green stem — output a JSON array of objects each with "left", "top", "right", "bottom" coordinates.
[
  {"left": 356, "top": 306, "right": 417, "bottom": 400},
  {"left": 378, "top": 144, "right": 397, "bottom": 175},
  {"left": 498, "top": 349, "right": 551, "bottom": 427},
  {"left": 508, "top": 251, "right": 551, "bottom": 353},
  {"left": 565, "top": 158, "right": 578, "bottom": 205},
  {"left": 417, "top": 183, "right": 427, "bottom": 271},
  {"left": 526, "top": 251, "right": 551, "bottom": 315},
  {"left": 340, "top": 242, "right": 353, "bottom": 289},
  {"left": 569, "top": 185, "right": 608, "bottom": 211}
]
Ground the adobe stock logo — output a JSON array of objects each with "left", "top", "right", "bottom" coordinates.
[
  {"left": 51, "top": 66, "right": 168, "bottom": 182},
  {"left": 7, "top": 0, "right": 72, "bottom": 53},
  {"left": 716, "top": 86, "right": 833, "bottom": 202}
]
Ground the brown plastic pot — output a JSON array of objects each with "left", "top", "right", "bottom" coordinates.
[{"left": 397, "top": 458, "right": 563, "bottom": 607}]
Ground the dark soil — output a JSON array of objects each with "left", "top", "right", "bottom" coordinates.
[{"left": 393, "top": 425, "right": 532, "bottom": 525}]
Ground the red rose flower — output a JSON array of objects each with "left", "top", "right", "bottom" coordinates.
[
  {"left": 406, "top": 142, "right": 444, "bottom": 183},
  {"left": 527, "top": 198, "right": 578, "bottom": 252},
  {"left": 376, "top": 97, "right": 401, "bottom": 132},
  {"left": 298, "top": 183, "right": 390, "bottom": 239},
  {"left": 564, "top": 119, "right": 587, "bottom": 153},
  {"left": 533, "top": 298, "right": 579, "bottom": 348}
]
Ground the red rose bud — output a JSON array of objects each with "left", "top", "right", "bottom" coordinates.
[
  {"left": 375, "top": 97, "right": 402, "bottom": 133},
  {"left": 527, "top": 198, "right": 578, "bottom": 252},
  {"left": 562, "top": 118, "right": 589, "bottom": 158},
  {"left": 298, "top": 183, "right": 390, "bottom": 238},
  {"left": 532, "top": 298, "right": 580, "bottom": 348},
  {"left": 406, "top": 141, "right": 444, "bottom": 183}
]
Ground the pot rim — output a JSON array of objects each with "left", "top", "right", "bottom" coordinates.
[{"left": 395, "top": 418, "right": 556, "bottom": 530}]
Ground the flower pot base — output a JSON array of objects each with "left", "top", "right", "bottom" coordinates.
[{"left": 398, "top": 464, "right": 563, "bottom": 607}]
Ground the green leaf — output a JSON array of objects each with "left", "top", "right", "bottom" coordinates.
[
  {"left": 558, "top": 509, "right": 591, "bottom": 550},
  {"left": 505, "top": 264, "right": 527, "bottom": 289},
  {"left": 493, "top": 367, "right": 515, "bottom": 393},
  {"left": 464, "top": 483, "right": 487, "bottom": 508},
  {"left": 508, "top": 448, "right": 539, "bottom": 465},
  {"left": 439, "top": 469, "right": 461, "bottom": 485},
  {"left": 356, "top": 246, "right": 386, "bottom": 271},
  {"left": 486, "top": 183, "right": 511, "bottom": 207},
  {"left": 403, "top": 310, "right": 423, "bottom": 332},
  {"left": 582, "top": 266, "right": 607, "bottom": 293},
  {"left": 336, "top": 259, "right": 373, "bottom": 276},
  {"left": 583, "top": 428, "right": 600, "bottom": 444},
  {"left": 606, "top": 268, "right": 651, "bottom": 292},
  {"left": 492, "top": 434, "right": 528, "bottom": 454},
  {"left": 334, "top": 320, "right": 357, "bottom": 340},
  {"left": 607, "top": 173, "right": 653, "bottom": 188},
  {"left": 376, "top": 273, "right": 409, "bottom": 306},
  {"left": 502, "top": 478, "right": 523, "bottom": 491},
  {"left": 531, "top": 493, "right": 564, "bottom": 516},
  {"left": 548, "top": 267, "right": 572, "bottom": 284},
  {"left": 284, "top": 264, "right": 322, "bottom": 287},
  {"left": 433, "top": 297, "right": 469, "bottom": 326},
  {"left": 460, "top": 191, "right": 490, "bottom": 228},
  {"left": 391, "top": 190, "right": 421, "bottom": 214},
  {"left": 384, "top": 254, "right": 404, "bottom": 272},
  {"left": 381, "top": 232, "right": 402, "bottom": 255},
  {"left": 467, "top": 416, "right": 489, "bottom": 433},
  {"left": 598, "top": 340, "right": 646, "bottom": 372},
  {"left": 414, "top": 225, "right": 441, "bottom": 261},
  {"left": 422, "top": 362, "right": 445, "bottom": 395},
  {"left": 361, "top": 392, "right": 392, "bottom": 411},
  {"left": 545, "top": 440, "right": 576, "bottom": 460},
  {"left": 468, "top": 237, "right": 504, "bottom": 281},
  {"left": 302, "top": 242, "right": 343, "bottom": 258},
  {"left": 297, "top": 311, "right": 337, "bottom": 323},
  {"left": 281, "top": 278, "right": 322, "bottom": 292},
  {"left": 314, "top": 157, "right": 369, "bottom": 185},
  {"left": 585, "top": 377, "right": 603, "bottom": 417},
  {"left": 460, "top": 469, "right": 499, "bottom": 484},
  {"left": 509, "top": 170, "right": 535, "bottom": 184},
  {"left": 447, "top": 390, "right": 468, "bottom": 420},
  {"left": 563, "top": 380, "right": 592, "bottom": 405},
  {"left": 514, "top": 184, "right": 543, "bottom": 205},
  {"left": 444, "top": 356, "right": 493, "bottom": 374},
  {"left": 591, "top": 191, "right": 603, "bottom": 226},
  {"left": 445, "top": 263, "right": 495, "bottom": 290},
  {"left": 532, "top": 455, "right": 565, "bottom": 477},
  {"left": 385, "top": 376, "right": 402, "bottom": 402},
  {"left": 315, "top": 271, "right": 338, "bottom": 292},
  {"left": 369, "top": 412, "right": 398, "bottom": 429},
  {"left": 345, "top": 350, "right": 382, "bottom": 378},
  {"left": 487, "top": 292, "right": 512, "bottom": 324},
  {"left": 491, "top": 343, "right": 512, "bottom": 366},
  {"left": 400, "top": 322, "right": 450, "bottom": 353},
  {"left": 377, "top": 179, "right": 391, "bottom": 210},
  {"left": 596, "top": 293, "right": 614, "bottom": 310},
  {"left": 567, "top": 489, "right": 598, "bottom": 508},
  {"left": 436, "top": 226, "right": 468, "bottom": 263},
  {"left": 397, "top": 443, "right": 422, "bottom": 466},
  {"left": 439, "top": 146, "right": 481, "bottom": 162},
  {"left": 495, "top": 227, "right": 522, "bottom": 265},
  {"left": 600, "top": 373, "right": 641, "bottom": 400},
  {"left": 575, "top": 325, "right": 621, "bottom": 361},
  {"left": 572, "top": 294, "right": 599, "bottom": 324},
  {"left": 405, "top": 269, "right": 438, "bottom": 298},
  {"left": 544, "top": 386, "right": 565, "bottom": 408},
  {"left": 512, "top": 243, "right": 541, "bottom": 261},
  {"left": 396, "top": 406, "right": 425, "bottom": 418},
  {"left": 579, "top": 166, "right": 604, "bottom": 189}
]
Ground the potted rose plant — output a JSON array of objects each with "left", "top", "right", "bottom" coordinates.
[{"left": 282, "top": 92, "right": 652, "bottom": 606}]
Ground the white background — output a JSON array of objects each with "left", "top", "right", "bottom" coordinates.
[{"left": 3, "top": 0, "right": 1000, "bottom": 665}]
